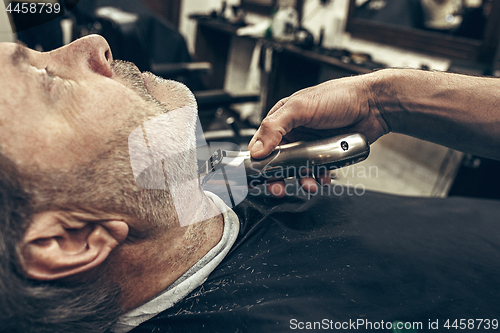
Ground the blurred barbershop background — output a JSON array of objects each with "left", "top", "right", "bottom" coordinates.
[{"left": 1, "top": 0, "right": 499, "bottom": 199}]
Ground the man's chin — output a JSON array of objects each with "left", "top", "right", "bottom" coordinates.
[
  {"left": 141, "top": 72, "right": 197, "bottom": 112},
  {"left": 111, "top": 60, "right": 196, "bottom": 111}
]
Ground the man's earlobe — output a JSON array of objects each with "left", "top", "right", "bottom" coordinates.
[{"left": 20, "top": 211, "right": 129, "bottom": 280}]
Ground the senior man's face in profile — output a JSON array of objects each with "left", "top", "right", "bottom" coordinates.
[
  {"left": 0, "top": 34, "right": 195, "bottom": 171},
  {"left": 0, "top": 34, "right": 200, "bottom": 224},
  {"left": 0, "top": 34, "right": 216, "bottom": 283},
  {"left": 0, "top": 35, "right": 223, "bottom": 329}
]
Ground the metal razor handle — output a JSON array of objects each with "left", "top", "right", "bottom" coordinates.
[{"left": 244, "top": 133, "right": 370, "bottom": 185}]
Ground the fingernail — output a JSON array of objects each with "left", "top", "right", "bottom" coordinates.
[{"left": 252, "top": 140, "right": 264, "bottom": 153}]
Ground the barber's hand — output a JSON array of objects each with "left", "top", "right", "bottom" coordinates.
[{"left": 248, "top": 74, "right": 388, "bottom": 197}]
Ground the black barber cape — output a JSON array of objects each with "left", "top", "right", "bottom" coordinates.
[{"left": 131, "top": 189, "right": 500, "bottom": 332}]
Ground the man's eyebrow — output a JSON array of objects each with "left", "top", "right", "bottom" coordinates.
[{"left": 10, "top": 42, "right": 30, "bottom": 68}]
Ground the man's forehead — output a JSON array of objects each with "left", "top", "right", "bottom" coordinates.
[
  {"left": 0, "top": 42, "right": 21, "bottom": 56},
  {"left": 0, "top": 45, "right": 23, "bottom": 108},
  {"left": 9, "top": 43, "right": 30, "bottom": 67},
  {"left": 0, "top": 42, "right": 28, "bottom": 70},
  {"left": 0, "top": 43, "right": 39, "bottom": 135}
]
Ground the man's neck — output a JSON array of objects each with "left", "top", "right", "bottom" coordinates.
[{"left": 110, "top": 192, "right": 224, "bottom": 312}]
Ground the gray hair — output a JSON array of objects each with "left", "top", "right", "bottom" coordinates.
[
  {"left": 0, "top": 59, "right": 198, "bottom": 332},
  {"left": 0, "top": 152, "right": 122, "bottom": 333}
]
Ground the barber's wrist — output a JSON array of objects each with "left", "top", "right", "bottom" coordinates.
[{"left": 367, "top": 68, "right": 408, "bottom": 136}]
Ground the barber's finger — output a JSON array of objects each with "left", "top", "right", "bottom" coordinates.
[
  {"left": 249, "top": 99, "right": 299, "bottom": 159},
  {"left": 299, "top": 168, "right": 331, "bottom": 192},
  {"left": 267, "top": 97, "right": 289, "bottom": 116},
  {"left": 266, "top": 181, "right": 287, "bottom": 198},
  {"left": 297, "top": 168, "right": 318, "bottom": 193},
  {"left": 315, "top": 172, "right": 332, "bottom": 186},
  {"left": 248, "top": 120, "right": 285, "bottom": 159},
  {"left": 299, "top": 177, "right": 318, "bottom": 193},
  {"left": 247, "top": 98, "right": 288, "bottom": 154}
]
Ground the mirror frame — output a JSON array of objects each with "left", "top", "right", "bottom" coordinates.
[
  {"left": 241, "top": 0, "right": 304, "bottom": 19},
  {"left": 240, "top": 0, "right": 277, "bottom": 15},
  {"left": 345, "top": 0, "right": 500, "bottom": 63}
]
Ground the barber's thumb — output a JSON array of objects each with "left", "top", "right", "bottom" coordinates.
[{"left": 249, "top": 127, "right": 282, "bottom": 159}]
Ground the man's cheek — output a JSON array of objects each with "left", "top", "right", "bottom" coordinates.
[{"left": 0, "top": 121, "right": 74, "bottom": 170}]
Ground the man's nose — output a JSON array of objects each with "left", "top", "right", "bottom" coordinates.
[{"left": 51, "top": 35, "right": 113, "bottom": 77}]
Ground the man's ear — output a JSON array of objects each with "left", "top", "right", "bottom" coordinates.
[{"left": 20, "top": 211, "right": 129, "bottom": 281}]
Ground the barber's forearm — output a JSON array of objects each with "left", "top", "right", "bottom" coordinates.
[{"left": 370, "top": 69, "right": 500, "bottom": 160}]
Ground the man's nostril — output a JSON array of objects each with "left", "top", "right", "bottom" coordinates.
[{"left": 105, "top": 49, "right": 112, "bottom": 62}]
